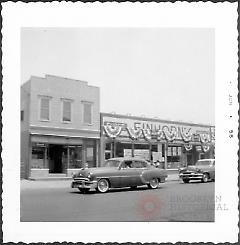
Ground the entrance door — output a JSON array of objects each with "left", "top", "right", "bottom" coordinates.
[
  {"left": 186, "top": 154, "right": 193, "bottom": 166},
  {"left": 49, "top": 145, "right": 65, "bottom": 173}
]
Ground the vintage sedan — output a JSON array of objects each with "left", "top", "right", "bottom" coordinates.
[
  {"left": 179, "top": 159, "right": 215, "bottom": 183},
  {"left": 71, "top": 157, "right": 168, "bottom": 193}
]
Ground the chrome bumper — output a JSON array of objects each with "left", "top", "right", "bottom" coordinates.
[
  {"left": 179, "top": 173, "right": 203, "bottom": 179},
  {"left": 71, "top": 179, "right": 97, "bottom": 189}
]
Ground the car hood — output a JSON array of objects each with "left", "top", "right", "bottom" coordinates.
[
  {"left": 180, "top": 165, "right": 210, "bottom": 172},
  {"left": 74, "top": 167, "right": 117, "bottom": 178}
]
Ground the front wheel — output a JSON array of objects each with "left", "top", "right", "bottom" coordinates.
[
  {"left": 183, "top": 179, "right": 190, "bottom": 183},
  {"left": 148, "top": 178, "right": 159, "bottom": 189},
  {"left": 201, "top": 173, "right": 209, "bottom": 183},
  {"left": 97, "top": 179, "right": 110, "bottom": 193}
]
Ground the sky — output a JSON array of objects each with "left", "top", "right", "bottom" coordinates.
[{"left": 21, "top": 28, "right": 215, "bottom": 125}]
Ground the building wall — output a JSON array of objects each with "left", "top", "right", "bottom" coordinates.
[
  {"left": 29, "top": 75, "right": 100, "bottom": 133},
  {"left": 20, "top": 81, "right": 31, "bottom": 178},
  {"left": 21, "top": 75, "right": 101, "bottom": 179}
]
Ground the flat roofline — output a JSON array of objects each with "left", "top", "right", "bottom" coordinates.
[
  {"left": 23, "top": 74, "right": 99, "bottom": 88},
  {"left": 100, "top": 112, "right": 215, "bottom": 128}
]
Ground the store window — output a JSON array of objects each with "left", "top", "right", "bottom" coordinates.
[
  {"left": 82, "top": 102, "right": 92, "bottom": 124},
  {"left": 39, "top": 96, "right": 51, "bottom": 121},
  {"left": 105, "top": 142, "right": 112, "bottom": 160},
  {"left": 167, "top": 146, "right": 181, "bottom": 169},
  {"left": 62, "top": 99, "right": 72, "bottom": 122},
  {"left": 32, "top": 146, "right": 45, "bottom": 168},
  {"left": 86, "top": 147, "right": 95, "bottom": 168},
  {"left": 69, "top": 146, "right": 82, "bottom": 169}
]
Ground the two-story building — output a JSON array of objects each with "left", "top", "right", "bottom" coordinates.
[{"left": 21, "top": 75, "right": 100, "bottom": 179}]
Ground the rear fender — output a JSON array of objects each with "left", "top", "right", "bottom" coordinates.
[{"left": 141, "top": 170, "right": 160, "bottom": 183}]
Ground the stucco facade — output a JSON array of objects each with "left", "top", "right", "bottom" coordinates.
[{"left": 21, "top": 75, "right": 100, "bottom": 179}]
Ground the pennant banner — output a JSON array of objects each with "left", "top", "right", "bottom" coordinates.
[
  {"left": 126, "top": 127, "right": 142, "bottom": 140},
  {"left": 103, "top": 124, "right": 122, "bottom": 138}
]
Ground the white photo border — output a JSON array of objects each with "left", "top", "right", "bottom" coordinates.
[{"left": 2, "top": 2, "right": 239, "bottom": 243}]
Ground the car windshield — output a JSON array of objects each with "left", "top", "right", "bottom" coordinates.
[
  {"left": 196, "top": 160, "right": 212, "bottom": 166},
  {"left": 103, "top": 159, "right": 121, "bottom": 168}
]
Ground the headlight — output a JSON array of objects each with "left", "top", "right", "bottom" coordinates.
[{"left": 87, "top": 173, "right": 92, "bottom": 179}]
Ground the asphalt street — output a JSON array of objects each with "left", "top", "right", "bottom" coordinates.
[{"left": 21, "top": 180, "right": 215, "bottom": 222}]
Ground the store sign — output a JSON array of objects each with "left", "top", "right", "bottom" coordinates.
[{"left": 103, "top": 115, "right": 213, "bottom": 142}]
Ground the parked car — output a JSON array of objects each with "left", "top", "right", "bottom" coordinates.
[
  {"left": 179, "top": 159, "right": 215, "bottom": 183},
  {"left": 71, "top": 157, "right": 168, "bottom": 193}
]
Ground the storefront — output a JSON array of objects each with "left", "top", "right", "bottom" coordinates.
[
  {"left": 28, "top": 133, "right": 99, "bottom": 178},
  {"left": 100, "top": 113, "right": 215, "bottom": 170},
  {"left": 29, "top": 134, "right": 99, "bottom": 178}
]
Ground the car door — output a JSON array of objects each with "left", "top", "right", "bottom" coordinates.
[
  {"left": 209, "top": 160, "right": 215, "bottom": 179},
  {"left": 130, "top": 160, "right": 149, "bottom": 186},
  {"left": 119, "top": 160, "right": 136, "bottom": 187}
]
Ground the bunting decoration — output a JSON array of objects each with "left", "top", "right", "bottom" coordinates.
[
  {"left": 202, "top": 144, "right": 210, "bottom": 152},
  {"left": 199, "top": 133, "right": 210, "bottom": 144},
  {"left": 142, "top": 129, "right": 152, "bottom": 141},
  {"left": 180, "top": 128, "right": 192, "bottom": 142},
  {"left": 103, "top": 124, "right": 122, "bottom": 138},
  {"left": 163, "top": 128, "right": 177, "bottom": 141},
  {"left": 156, "top": 130, "right": 165, "bottom": 141},
  {"left": 126, "top": 127, "right": 142, "bottom": 140},
  {"left": 184, "top": 143, "right": 193, "bottom": 151},
  {"left": 210, "top": 128, "right": 215, "bottom": 142}
]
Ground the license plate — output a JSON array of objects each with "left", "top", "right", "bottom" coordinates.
[{"left": 73, "top": 182, "right": 85, "bottom": 188}]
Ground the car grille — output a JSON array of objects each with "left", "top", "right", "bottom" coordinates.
[{"left": 74, "top": 177, "right": 90, "bottom": 181}]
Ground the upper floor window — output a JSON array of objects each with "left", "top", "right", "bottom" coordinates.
[
  {"left": 39, "top": 96, "right": 51, "bottom": 121},
  {"left": 62, "top": 99, "right": 72, "bottom": 122},
  {"left": 82, "top": 101, "right": 93, "bottom": 124}
]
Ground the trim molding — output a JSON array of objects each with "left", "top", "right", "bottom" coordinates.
[
  {"left": 30, "top": 132, "right": 100, "bottom": 139},
  {"left": 30, "top": 125, "right": 100, "bottom": 134},
  {"left": 100, "top": 112, "right": 214, "bottom": 128}
]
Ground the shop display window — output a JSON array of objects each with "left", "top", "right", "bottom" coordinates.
[
  {"left": 69, "top": 146, "right": 82, "bottom": 169},
  {"left": 167, "top": 146, "right": 181, "bottom": 169},
  {"left": 32, "top": 146, "right": 45, "bottom": 168},
  {"left": 86, "top": 146, "right": 95, "bottom": 168},
  {"left": 116, "top": 142, "right": 132, "bottom": 157},
  {"left": 134, "top": 144, "right": 149, "bottom": 150}
]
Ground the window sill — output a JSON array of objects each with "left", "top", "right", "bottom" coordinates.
[
  {"left": 83, "top": 123, "right": 93, "bottom": 126},
  {"left": 39, "top": 119, "right": 50, "bottom": 122},
  {"left": 62, "top": 121, "right": 72, "bottom": 124}
]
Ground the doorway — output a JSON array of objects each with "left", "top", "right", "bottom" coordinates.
[
  {"left": 49, "top": 145, "right": 65, "bottom": 173},
  {"left": 186, "top": 154, "right": 193, "bottom": 166}
]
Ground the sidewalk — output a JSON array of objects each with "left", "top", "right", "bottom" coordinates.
[
  {"left": 21, "top": 179, "right": 72, "bottom": 190},
  {"left": 166, "top": 173, "right": 180, "bottom": 182}
]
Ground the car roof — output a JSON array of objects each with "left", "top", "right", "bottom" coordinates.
[{"left": 107, "top": 157, "right": 148, "bottom": 162}]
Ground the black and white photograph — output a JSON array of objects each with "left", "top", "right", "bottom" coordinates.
[
  {"left": 2, "top": 2, "right": 238, "bottom": 243},
  {"left": 20, "top": 27, "right": 216, "bottom": 222}
]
